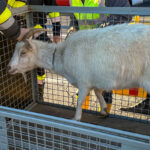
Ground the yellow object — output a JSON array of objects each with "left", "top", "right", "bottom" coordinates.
[
  {"left": 134, "top": 16, "right": 140, "bottom": 23},
  {"left": 76, "top": 94, "right": 90, "bottom": 109},
  {"left": 113, "top": 89, "right": 129, "bottom": 96},
  {"left": 82, "top": 95, "right": 90, "bottom": 109},
  {"left": 137, "top": 88, "right": 147, "bottom": 98},
  {"left": 0, "top": 7, "right": 12, "bottom": 24},
  {"left": 99, "top": 103, "right": 112, "bottom": 114},
  {"left": 49, "top": 12, "right": 60, "bottom": 18},
  {"left": 113, "top": 88, "right": 147, "bottom": 98},
  {"left": 12, "top": 1, "right": 26, "bottom": 8},
  {"left": 37, "top": 74, "right": 46, "bottom": 81},
  {"left": 34, "top": 24, "right": 43, "bottom": 29},
  {"left": 8, "top": 0, "right": 16, "bottom": 6},
  {"left": 130, "top": 16, "right": 150, "bottom": 25},
  {"left": 8, "top": 0, "right": 26, "bottom": 8},
  {"left": 106, "top": 104, "right": 112, "bottom": 114},
  {"left": 71, "top": 0, "right": 105, "bottom": 30}
]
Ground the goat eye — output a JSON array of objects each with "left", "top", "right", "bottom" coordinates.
[{"left": 20, "top": 51, "right": 26, "bottom": 56}]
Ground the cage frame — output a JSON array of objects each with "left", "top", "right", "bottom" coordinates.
[{"left": 0, "top": 5, "right": 150, "bottom": 150}]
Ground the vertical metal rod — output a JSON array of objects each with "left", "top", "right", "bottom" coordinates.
[
  {"left": 26, "top": 13, "right": 39, "bottom": 103},
  {"left": 0, "top": 117, "right": 8, "bottom": 150}
]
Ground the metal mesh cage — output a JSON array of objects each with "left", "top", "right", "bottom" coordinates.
[{"left": 0, "top": 5, "right": 150, "bottom": 150}]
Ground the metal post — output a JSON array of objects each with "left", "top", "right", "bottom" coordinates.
[
  {"left": 0, "top": 117, "right": 8, "bottom": 150},
  {"left": 26, "top": 13, "right": 39, "bottom": 103}
]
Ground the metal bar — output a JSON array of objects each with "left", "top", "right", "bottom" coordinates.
[
  {"left": 31, "top": 69, "right": 39, "bottom": 102},
  {"left": 26, "top": 12, "right": 39, "bottom": 103},
  {"left": 11, "top": 5, "right": 30, "bottom": 16},
  {"left": 0, "top": 117, "right": 8, "bottom": 150},
  {"left": 30, "top": 5, "right": 150, "bottom": 16},
  {"left": 0, "top": 106, "right": 149, "bottom": 150},
  {"left": 24, "top": 102, "right": 37, "bottom": 111}
]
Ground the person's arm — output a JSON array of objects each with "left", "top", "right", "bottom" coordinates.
[{"left": 0, "top": 0, "right": 21, "bottom": 40}]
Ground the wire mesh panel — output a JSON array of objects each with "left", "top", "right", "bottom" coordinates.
[
  {"left": 0, "top": 11, "right": 34, "bottom": 110},
  {"left": 0, "top": 106, "right": 149, "bottom": 150}
]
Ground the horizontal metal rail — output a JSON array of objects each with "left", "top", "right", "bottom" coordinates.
[
  {"left": 11, "top": 5, "right": 30, "bottom": 15},
  {"left": 11, "top": 5, "right": 150, "bottom": 16},
  {"left": 30, "top": 5, "right": 150, "bottom": 15}
]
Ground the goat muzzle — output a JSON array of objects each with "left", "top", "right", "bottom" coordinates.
[{"left": 7, "top": 66, "right": 17, "bottom": 74}]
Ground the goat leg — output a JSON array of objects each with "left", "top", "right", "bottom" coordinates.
[
  {"left": 73, "top": 87, "right": 90, "bottom": 121},
  {"left": 94, "top": 89, "right": 108, "bottom": 116}
]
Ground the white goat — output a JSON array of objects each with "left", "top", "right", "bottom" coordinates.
[{"left": 8, "top": 23, "right": 150, "bottom": 121}]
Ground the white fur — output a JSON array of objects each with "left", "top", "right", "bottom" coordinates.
[{"left": 8, "top": 23, "right": 150, "bottom": 121}]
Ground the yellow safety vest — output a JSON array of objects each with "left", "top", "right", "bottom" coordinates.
[
  {"left": 70, "top": 0, "right": 106, "bottom": 30},
  {"left": 49, "top": 12, "right": 60, "bottom": 23},
  {"left": 8, "top": 0, "right": 26, "bottom": 8},
  {"left": 0, "top": 7, "right": 11, "bottom": 24},
  {"left": 0, "top": 0, "right": 26, "bottom": 28}
]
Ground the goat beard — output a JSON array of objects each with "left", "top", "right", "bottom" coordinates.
[{"left": 22, "top": 72, "right": 27, "bottom": 83}]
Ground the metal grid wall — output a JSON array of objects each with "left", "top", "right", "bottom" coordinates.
[
  {"left": 0, "top": 106, "right": 149, "bottom": 150},
  {"left": 0, "top": 11, "right": 33, "bottom": 110}
]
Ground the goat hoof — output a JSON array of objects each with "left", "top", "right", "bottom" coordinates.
[
  {"left": 99, "top": 113, "right": 109, "bottom": 118},
  {"left": 99, "top": 108, "right": 109, "bottom": 118}
]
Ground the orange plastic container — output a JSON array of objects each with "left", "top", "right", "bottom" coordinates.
[
  {"left": 76, "top": 94, "right": 90, "bottom": 109},
  {"left": 113, "top": 88, "right": 147, "bottom": 98}
]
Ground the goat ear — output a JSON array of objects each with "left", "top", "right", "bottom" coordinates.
[{"left": 24, "top": 39, "right": 33, "bottom": 51}]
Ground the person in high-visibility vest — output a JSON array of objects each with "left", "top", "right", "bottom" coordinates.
[
  {"left": 68, "top": 0, "right": 132, "bottom": 115},
  {"left": 0, "top": 0, "right": 28, "bottom": 40},
  {"left": 120, "top": 0, "right": 150, "bottom": 115},
  {"left": 69, "top": 0, "right": 107, "bottom": 31}
]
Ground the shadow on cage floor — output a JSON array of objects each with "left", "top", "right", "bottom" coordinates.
[{"left": 31, "top": 103, "right": 150, "bottom": 136}]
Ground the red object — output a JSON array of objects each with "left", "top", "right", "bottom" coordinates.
[
  {"left": 129, "top": 88, "right": 138, "bottom": 96},
  {"left": 56, "top": 0, "right": 70, "bottom": 6}
]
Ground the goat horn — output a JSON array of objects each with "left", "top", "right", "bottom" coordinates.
[{"left": 22, "top": 28, "right": 48, "bottom": 41}]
